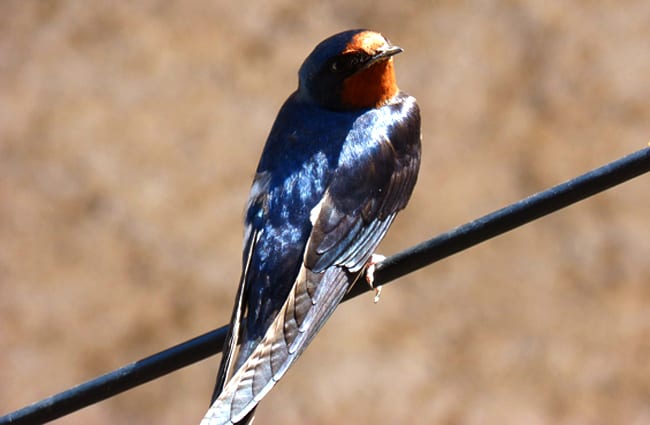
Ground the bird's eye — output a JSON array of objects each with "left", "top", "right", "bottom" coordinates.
[
  {"left": 328, "top": 53, "right": 367, "bottom": 74},
  {"left": 329, "top": 58, "right": 347, "bottom": 73}
]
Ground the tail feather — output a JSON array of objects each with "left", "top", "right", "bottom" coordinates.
[{"left": 201, "top": 266, "right": 353, "bottom": 425}]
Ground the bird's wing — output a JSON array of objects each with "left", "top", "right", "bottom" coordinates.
[
  {"left": 209, "top": 226, "right": 260, "bottom": 404},
  {"left": 208, "top": 167, "right": 275, "bottom": 406},
  {"left": 201, "top": 120, "right": 420, "bottom": 425}
]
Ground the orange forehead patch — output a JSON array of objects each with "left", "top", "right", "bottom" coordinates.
[{"left": 342, "top": 31, "right": 388, "bottom": 55}]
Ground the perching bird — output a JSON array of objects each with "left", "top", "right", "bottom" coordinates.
[{"left": 202, "top": 29, "right": 421, "bottom": 425}]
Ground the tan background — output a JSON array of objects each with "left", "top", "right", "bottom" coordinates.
[{"left": 1, "top": 1, "right": 649, "bottom": 424}]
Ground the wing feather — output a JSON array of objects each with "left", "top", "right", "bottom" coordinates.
[
  {"left": 210, "top": 228, "right": 260, "bottom": 403},
  {"left": 203, "top": 94, "right": 421, "bottom": 425}
]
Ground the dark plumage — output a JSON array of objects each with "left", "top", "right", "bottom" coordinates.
[{"left": 202, "top": 29, "right": 421, "bottom": 425}]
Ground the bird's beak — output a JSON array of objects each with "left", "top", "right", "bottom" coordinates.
[
  {"left": 358, "top": 45, "right": 403, "bottom": 71},
  {"left": 368, "top": 45, "right": 404, "bottom": 65}
]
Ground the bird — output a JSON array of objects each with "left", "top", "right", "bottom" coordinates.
[{"left": 201, "top": 29, "right": 421, "bottom": 425}]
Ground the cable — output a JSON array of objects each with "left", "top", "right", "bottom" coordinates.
[
  {"left": 2, "top": 146, "right": 649, "bottom": 425},
  {"left": 347, "top": 146, "right": 650, "bottom": 296}
]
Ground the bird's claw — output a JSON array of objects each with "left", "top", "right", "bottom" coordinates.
[{"left": 365, "top": 254, "right": 386, "bottom": 303}]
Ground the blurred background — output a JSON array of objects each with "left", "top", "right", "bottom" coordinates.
[{"left": 1, "top": 1, "right": 649, "bottom": 424}]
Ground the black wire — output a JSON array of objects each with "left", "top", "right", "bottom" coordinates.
[
  {"left": 2, "top": 147, "right": 649, "bottom": 425},
  {"left": 347, "top": 146, "right": 650, "bottom": 297},
  {"left": 1, "top": 328, "right": 230, "bottom": 425}
]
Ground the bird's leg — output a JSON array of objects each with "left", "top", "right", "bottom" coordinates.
[{"left": 365, "top": 254, "right": 386, "bottom": 303}]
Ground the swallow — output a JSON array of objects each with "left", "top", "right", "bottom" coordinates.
[{"left": 201, "top": 29, "right": 421, "bottom": 425}]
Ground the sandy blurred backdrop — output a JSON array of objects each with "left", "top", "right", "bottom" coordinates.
[{"left": 1, "top": 1, "right": 649, "bottom": 424}]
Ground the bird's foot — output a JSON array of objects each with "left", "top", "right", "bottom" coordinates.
[{"left": 365, "top": 254, "right": 386, "bottom": 303}]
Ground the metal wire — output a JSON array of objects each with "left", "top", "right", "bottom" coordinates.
[{"left": 2, "top": 146, "right": 649, "bottom": 425}]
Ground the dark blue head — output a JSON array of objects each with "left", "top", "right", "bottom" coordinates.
[{"left": 297, "top": 29, "right": 404, "bottom": 111}]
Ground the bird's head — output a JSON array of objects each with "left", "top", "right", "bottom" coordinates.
[{"left": 297, "top": 29, "right": 403, "bottom": 111}]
